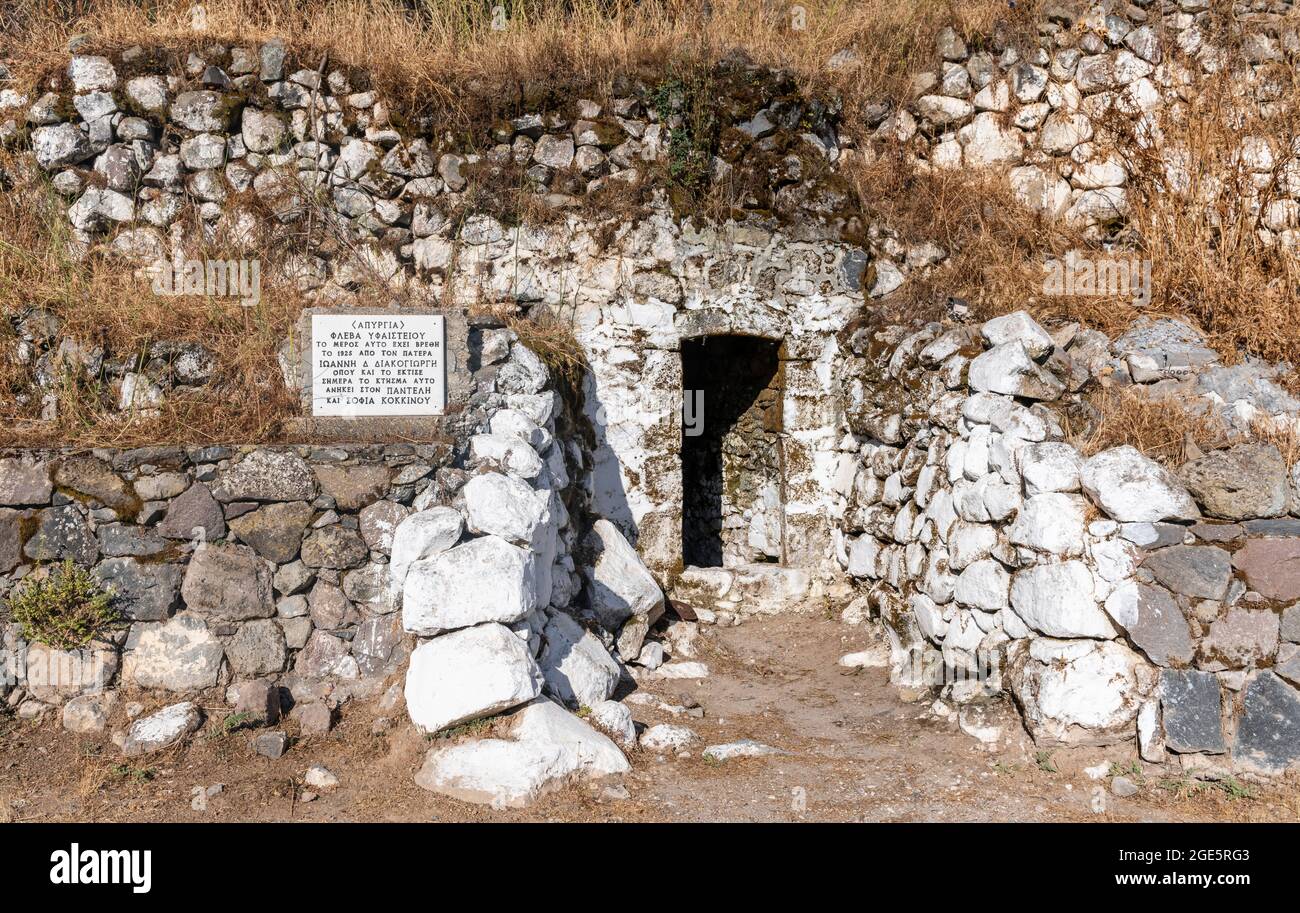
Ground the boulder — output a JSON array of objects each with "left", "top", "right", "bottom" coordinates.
[
  {"left": 467, "top": 434, "right": 543, "bottom": 479},
  {"left": 1159, "top": 669, "right": 1224, "bottom": 753},
  {"left": 1103, "top": 581, "right": 1194, "bottom": 667},
  {"left": 94, "top": 558, "right": 182, "bottom": 621},
  {"left": 404, "top": 623, "right": 542, "bottom": 733},
  {"left": 1235, "top": 672, "right": 1300, "bottom": 772},
  {"left": 24, "top": 642, "right": 119, "bottom": 703},
  {"left": 225, "top": 619, "right": 287, "bottom": 676},
  {"left": 389, "top": 507, "right": 464, "bottom": 596},
  {"left": 461, "top": 473, "right": 554, "bottom": 547},
  {"left": 1141, "top": 545, "right": 1231, "bottom": 600},
  {"left": 358, "top": 499, "right": 412, "bottom": 554},
  {"left": 228, "top": 501, "right": 313, "bottom": 563},
  {"left": 1010, "top": 562, "right": 1117, "bottom": 638},
  {"left": 1179, "top": 444, "right": 1287, "bottom": 519},
  {"left": 968, "top": 342, "right": 1064, "bottom": 400},
  {"left": 299, "top": 526, "right": 368, "bottom": 569},
  {"left": 1080, "top": 446, "right": 1199, "bottom": 522},
  {"left": 414, "top": 698, "right": 628, "bottom": 807},
  {"left": 538, "top": 612, "right": 621, "bottom": 708},
  {"left": 181, "top": 543, "right": 275, "bottom": 620},
  {"left": 216, "top": 450, "right": 317, "bottom": 502},
  {"left": 122, "top": 702, "right": 203, "bottom": 757},
  {"left": 402, "top": 536, "right": 539, "bottom": 636},
  {"left": 312, "top": 464, "right": 391, "bottom": 511},
  {"left": 1231, "top": 538, "right": 1300, "bottom": 601},
  {"left": 1010, "top": 637, "right": 1155, "bottom": 745},
  {"left": 0, "top": 457, "right": 52, "bottom": 506},
  {"left": 582, "top": 519, "right": 664, "bottom": 630},
  {"left": 124, "top": 613, "right": 224, "bottom": 691}
]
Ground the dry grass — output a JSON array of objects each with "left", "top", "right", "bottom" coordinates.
[
  {"left": 1, "top": 0, "right": 1042, "bottom": 128},
  {"left": 1066, "top": 387, "right": 1233, "bottom": 466}
]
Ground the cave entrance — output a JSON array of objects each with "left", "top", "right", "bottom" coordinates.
[{"left": 680, "top": 335, "right": 785, "bottom": 568}]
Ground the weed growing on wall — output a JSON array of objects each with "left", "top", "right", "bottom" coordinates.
[{"left": 6, "top": 559, "right": 121, "bottom": 650}]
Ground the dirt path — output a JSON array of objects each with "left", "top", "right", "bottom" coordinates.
[{"left": 2, "top": 615, "right": 1296, "bottom": 823}]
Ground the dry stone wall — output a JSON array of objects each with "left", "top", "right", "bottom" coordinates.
[{"left": 838, "top": 311, "right": 1300, "bottom": 775}]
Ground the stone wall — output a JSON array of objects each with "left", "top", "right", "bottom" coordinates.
[{"left": 837, "top": 310, "right": 1300, "bottom": 775}]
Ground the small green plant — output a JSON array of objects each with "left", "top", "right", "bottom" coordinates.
[
  {"left": 6, "top": 560, "right": 120, "bottom": 650},
  {"left": 1034, "top": 750, "right": 1058, "bottom": 774},
  {"left": 111, "top": 764, "right": 155, "bottom": 783},
  {"left": 1109, "top": 760, "right": 1143, "bottom": 782},
  {"left": 207, "top": 711, "right": 256, "bottom": 740}
]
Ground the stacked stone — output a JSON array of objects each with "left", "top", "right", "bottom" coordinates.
[
  {"left": 0, "top": 443, "right": 451, "bottom": 729},
  {"left": 871, "top": 2, "right": 1300, "bottom": 247},
  {"left": 837, "top": 310, "right": 1300, "bottom": 775},
  {"left": 393, "top": 333, "right": 663, "bottom": 806}
]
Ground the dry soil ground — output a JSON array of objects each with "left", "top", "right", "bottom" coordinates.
[{"left": 2, "top": 614, "right": 1297, "bottom": 823}]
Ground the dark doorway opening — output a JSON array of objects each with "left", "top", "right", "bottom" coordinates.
[{"left": 681, "top": 335, "right": 783, "bottom": 568}]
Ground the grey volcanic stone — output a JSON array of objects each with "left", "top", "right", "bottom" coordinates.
[
  {"left": 312, "top": 465, "right": 391, "bottom": 511},
  {"left": 228, "top": 501, "right": 313, "bottom": 563},
  {"left": 217, "top": 450, "right": 317, "bottom": 502},
  {"left": 157, "top": 482, "right": 227, "bottom": 541},
  {"left": 0, "top": 457, "right": 52, "bottom": 505},
  {"left": 1107, "top": 582, "right": 1193, "bottom": 667},
  {"left": 1141, "top": 545, "right": 1231, "bottom": 600},
  {"left": 1180, "top": 444, "right": 1287, "bottom": 520},
  {"left": 0, "top": 509, "right": 23, "bottom": 573},
  {"left": 1160, "top": 669, "right": 1224, "bottom": 753},
  {"left": 55, "top": 456, "right": 139, "bottom": 518},
  {"left": 1283, "top": 603, "right": 1300, "bottom": 644},
  {"left": 181, "top": 543, "right": 275, "bottom": 620},
  {"left": 97, "top": 523, "right": 167, "bottom": 557},
  {"left": 1235, "top": 672, "right": 1300, "bottom": 772},
  {"left": 225, "top": 619, "right": 287, "bottom": 676},
  {"left": 169, "top": 90, "right": 237, "bottom": 132},
  {"left": 122, "top": 702, "right": 202, "bottom": 757},
  {"left": 23, "top": 505, "right": 98, "bottom": 564},
  {"left": 95, "top": 557, "right": 182, "bottom": 621},
  {"left": 353, "top": 614, "right": 404, "bottom": 676},
  {"left": 300, "top": 526, "right": 368, "bottom": 569}
]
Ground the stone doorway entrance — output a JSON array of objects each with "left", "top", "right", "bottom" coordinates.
[{"left": 680, "top": 335, "right": 785, "bottom": 568}]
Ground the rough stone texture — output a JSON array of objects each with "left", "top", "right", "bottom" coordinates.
[
  {"left": 402, "top": 536, "right": 539, "bottom": 636},
  {"left": 312, "top": 465, "right": 390, "bottom": 511},
  {"left": 1011, "top": 638, "right": 1154, "bottom": 746},
  {"left": 294, "top": 630, "right": 359, "bottom": 680},
  {"left": 54, "top": 456, "right": 138, "bottom": 518},
  {"left": 24, "top": 505, "right": 98, "bottom": 564},
  {"left": 157, "top": 482, "right": 227, "bottom": 541},
  {"left": 1141, "top": 545, "right": 1232, "bottom": 601},
  {"left": 0, "top": 457, "right": 52, "bottom": 505},
  {"left": 358, "top": 499, "right": 411, "bottom": 554},
  {"left": 181, "top": 543, "right": 275, "bottom": 620},
  {"left": 94, "top": 558, "right": 182, "bottom": 621},
  {"left": 1200, "top": 607, "right": 1280, "bottom": 670},
  {"left": 414, "top": 698, "right": 628, "bottom": 807},
  {"left": 1232, "top": 538, "right": 1300, "bottom": 601},
  {"left": 1160, "top": 669, "right": 1225, "bottom": 753},
  {"left": 124, "top": 613, "right": 224, "bottom": 691},
  {"left": 1009, "top": 562, "right": 1116, "bottom": 639},
  {"left": 122, "top": 701, "right": 202, "bottom": 757},
  {"left": 1103, "top": 581, "right": 1193, "bottom": 667},
  {"left": 1180, "top": 444, "right": 1288, "bottom": 520},
  {"left": 538, "top": 611, "right": 621, "bottom": 708},
  {"left": 1080, "top": 447, "right": 1199, "bottom": 523},
  {"left": 62, "top": 691, "right": 116, "bottom": 733},
  {"left": 225, "top": 618, "right": 287, "bottom": 676},
  {"left": 1234, "top": 672, "right": 1300, "bottom": 772},
  {"left": 389, "top": 507, "right": 464, "bottom": 595},
  {"left": 24, "top": 642, "right": 119, "bottom": 703},
  {"left": 300, "top": 526, "right": 369, "bottom": 569},
  {"left": 404, "top": 623, "right": 542, "bottom": 733},
  {"left": 228, "top": 501, "right": 313, "bottom": 563},
  {"left": 582, "top": 519, "right": 664, "bottom": 630},
  {"left": 217, "top": 450, "right": 317, "bottom": 502}
]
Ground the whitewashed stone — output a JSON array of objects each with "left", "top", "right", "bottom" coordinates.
[
  {"left": 389, "top": 507, "right": 463, "bottom": 597},
  {"left": 414, "top": 699, "right": 628, "bottom": 807},
  {"left": 954, "top": 559, "right": 1010, "bottom": 612},
  {"left": 968, "top": 342, "right": 1065, "bottom": 400},
  {"left": 1010, "top": 562, "right": 1117, "bottom": 638},
  {"left": 1011, "top": 638, "right": 1154, "bottom": 745},
  {"left": 122, "top": 701, "right": 202, "bottom": 757},
  {"left": 461, "top": 472, "right": 553, "bottom": 547},
  {"left": 1020, "top": 442, "right": 1083, "bottom": 495},
  {"left": 538, "top": 612, "right": 620, "bottom": 707},
  {"left": 582, "top": 519, "right": 664, "bottom": 630},
  {"left": 641, "top": 723, "right": 699, "bottom": 752},
  {"left": 1080, "top": 446, "right": 1199, "bottom": 522},
  {"left": 402, "top": 536, "right": 539, "bottom": 636},
  {"left": 1008, "top": 492, "right": 1087, "bottom": 556},
  {"left": 468, "top": 433, "right": 543, "bottom": 479},
  {"left": 981, "top": 311, "right": 1054, "bottom": 358},
  {"left": 588, "top": 699, "right": 637, "bottom": 747},
  {"left": 404, "top": 623, "right": 542, "bottom": 733},
  {"left": 124, "top": 613, "right": 224, "bottom": 691}
]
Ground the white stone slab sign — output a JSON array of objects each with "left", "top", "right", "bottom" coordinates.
[{"left": 311, "top": 314, "right": 446, "bottom": 416}]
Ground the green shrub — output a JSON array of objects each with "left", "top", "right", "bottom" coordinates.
[{"left": 6, "top": 560, "right": 120, "bottom": 650}]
